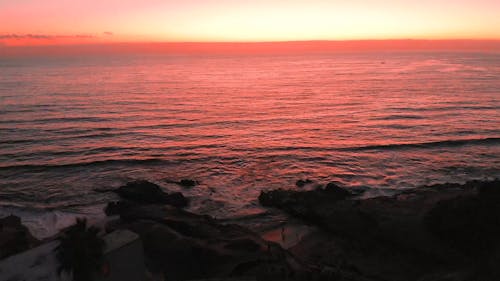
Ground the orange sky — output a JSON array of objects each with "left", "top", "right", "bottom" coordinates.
[{"left": 1, "top": 0, "right": 500, "bottom": 47}]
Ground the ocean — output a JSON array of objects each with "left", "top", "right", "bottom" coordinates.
[{"left": 1, "top": 51, "right": 499, "bottom": 238}]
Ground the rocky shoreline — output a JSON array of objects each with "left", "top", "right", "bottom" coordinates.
[
  {"left": 1, "top": 179, "right": 499, "bottom": 281},
  {"left": 104, "top": 180, "right": 312, "bottom": 280},
  {"left": 260, "top": 179, "right": 500, "bottom": 281}
]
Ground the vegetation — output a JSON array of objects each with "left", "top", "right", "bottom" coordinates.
[{"left": 56, "top": 218, "right": 105, "bottom": 281}]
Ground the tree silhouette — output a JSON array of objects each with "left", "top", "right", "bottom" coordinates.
[{"left": 56, "top": 218, "right": 105, "bottom": 281}]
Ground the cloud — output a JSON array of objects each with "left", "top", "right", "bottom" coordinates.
[{"left": 0, "top": 34, "right": 96, "bottom": 39}]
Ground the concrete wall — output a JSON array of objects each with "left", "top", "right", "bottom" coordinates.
[
  {"left": 96, "top": 230, "right": 146, "bottom": 281},
  {"left": 0, "top": 240, "right": 71, "bottom": 281},
  {"left": 0, "top": 230, "right": 145, "bottom": 281}
]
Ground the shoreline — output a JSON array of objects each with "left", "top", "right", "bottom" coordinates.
[
  {"left": 1, "top": 178, "right": 499, "bottom": 280},
  {"left": 1, "top": 176, "right": 497, "bottom": 240}
]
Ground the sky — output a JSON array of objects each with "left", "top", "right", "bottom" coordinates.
[{"left": 1, "top": 0, "right": 500, "bottom": 46}]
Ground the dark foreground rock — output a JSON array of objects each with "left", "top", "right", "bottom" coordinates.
[
  {"left": 179, "top": 179, "right": 198, "bottom": 188},
  {"left": 259, "top": 182, "right": 353, "bottom": 212},
  {"left": 260, "top": 180, "right": 500, "bottom": 281},
  {"left": 107, "top": 204, "right": 314, "bottom": 281},
  {"left": 0, "top": 215, "right": 39, "bottom": 259},
  {"left": 114, "top": 180, "right": 189, "bottom": 207},
  {"left": 164, "top": 178, "right": 199, "bottom": 188}
]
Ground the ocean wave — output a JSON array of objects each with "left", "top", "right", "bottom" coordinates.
[
  {"left": 346, "top": 137, "right": 500, "bottom": 151},
  {"left": 0, "top": 158, "right": 167, "bottom": 170},
  {"left": 388, "top": 105, "right": 500, "bottom": 112},
  {"left": 0, "top": 116, "right": 111, "bottom": 124},
  {"left": 1, "top": 137, "right": 498, "bottom": 171},
  {"left": 372, "top": 114, "right": 425, "bottom": 120},
  {"left": 0, "top": 132, "right": 130, "bottom": 145},
  {"left": 0, "top": 153, "right": 244, "bottom": 170}
]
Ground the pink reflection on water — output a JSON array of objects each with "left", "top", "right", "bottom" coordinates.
[{"left": 0, "top": 52, "right": 499, "bottom": 222}]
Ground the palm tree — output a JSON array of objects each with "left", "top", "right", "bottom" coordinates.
[{"left": 56, "top": 218, "right": 105, "bottom": 281}]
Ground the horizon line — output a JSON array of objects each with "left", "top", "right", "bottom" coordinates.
[
  {"left": 3, "top": 38, "right": 500, "bottom": 45},
  {"left": 2, "top": 39, "right": 500, "bottom": 57}
]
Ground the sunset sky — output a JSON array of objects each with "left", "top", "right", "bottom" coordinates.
[{"left": 1, "top": 0, "right": 500, "bottom": 46}]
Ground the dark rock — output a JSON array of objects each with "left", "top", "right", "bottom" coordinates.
[
  {"left": 108, "top": 204, "right": 312, "bottom": 281},
  {"left": 259, "top": 189, "right": 294, "bottom": 207},
  {"left": 105, "top": 201, "right": 120, "bottom": 216},
  {"left": 164, "top": 192, "right": 189, "bottom": 207},
  {"left": 295, "top": 180, "right": 306, "bottom": 188},
  {"left": 115, "top": 180, "right": 165, "bottom": 202},
  {"left": 0, "top": 215, "right": 39, "bottom": 259},
  {"left": 178, "top": 179, "right": 198, "bottom": 188},
  {"left": 261, "top": 180, "right": 500, "bottom": 281},
  {"left": 477, "top": 179, "right": 500, "bottom": 201},
  {"left": 295, "top": 179, "right": 313, "bottom": 188},
  {"left": 115, "top": 180, "right": 188, "bottom": 207},
  {"left": 105, "top": 201, "right": 136, "bottom": 216},
  {"left": 324, "top": 182, "right": 352, "bottom": 198},
  {"left": 224, "top": 238, "right": 261, "bottom": 252},
  {"left": 0, "top": 214, "right": 21, "bottom": 227},
  {"left": 425, "top": 179, "right": 500, "bottom": 263},
  {"left": 106, "top": 192, "right": 188, "bottom": 216},
  {"left": 259, "top": 184, "right": 352, "bottom": 211}
]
